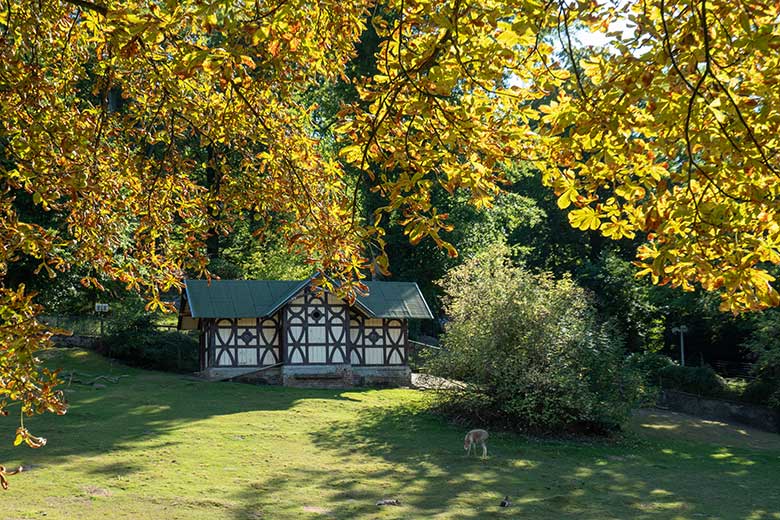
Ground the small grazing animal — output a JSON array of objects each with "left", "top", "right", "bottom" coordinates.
[
  {"left": 500, "top": 496, "right": 511, "bottom": 507},
  {"left": 464, "top": 428, "right": 489, "bottom": 458}
]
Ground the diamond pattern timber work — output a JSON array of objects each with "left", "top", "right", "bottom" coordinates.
[
  {"left": 239, "top": 329, "right": 255, "bottom": 344},
  {"left": 367, "top": 329, "right": 381, "bottom": 343}
]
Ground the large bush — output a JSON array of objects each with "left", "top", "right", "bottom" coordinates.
[
  {"left": 428, "top": 245, "right": 641, "bottom": 435},
  {"left": 101, "top": 317, "right": 198, "bottom": 373}
]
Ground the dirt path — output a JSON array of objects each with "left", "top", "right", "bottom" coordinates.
[{"left": 630, "top": 408, "right": 780, "bottom": 451}]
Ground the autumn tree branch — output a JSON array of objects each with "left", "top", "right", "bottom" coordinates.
[{"left": 558, "top": 1, "right": 590, "bottom": 106}]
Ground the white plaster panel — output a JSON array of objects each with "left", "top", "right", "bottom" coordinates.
[
  {"left": 287, "top": 307, "right": 305, "bottom": 322},
  {"left": 215, "top": 349, "right": 232, "bottom": 366},
  {"left": 329, "top": 324, "right": 345, "bottom": 343},
  {"left": 261, "top": 326, "right": 278, "bottom": 345},
  {"left": 388, "top": 349, "right": 403, "bottom": 365},
  {"left": 365, "top": 347, "right": 384, "bottom": 365},
  {"left": 259, "top": 347, "right": 279, "bottom": 365},
  {"left": 329, "top": 308, "right": 346, "bottom": 323},
  {"left": 387, "top": 327, "right": 403, "bottom": 343},
  {"left": 217, "top": 327, "right": 233, "bottom": 345},
  {"left": 309, "top": 346, "right": 326, "bottom": 363},
  {"left": 330, "top": 348, "right": 345, "bottom": 364},
  {"left": 291, "top": 349, "right": 303, "bottom": 363},
  {"left": 309, "top": 326, "right": 326, "bottom": 343},
  {"left": 289, "top": 325, "right": 304, "bottom": 343},
  {"left": 237, "top": 349, "right": 258, "bottom": 366},
  {"left": 349, "top": 327, "right": 361, "bottom": 343}
]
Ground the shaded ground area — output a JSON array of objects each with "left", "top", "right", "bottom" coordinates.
[
  {"left": 631, "top": 408, "right": 780, "bottom": 451},
  {"left": 0, "top": 349, "right": 778, "bottom": 519}
]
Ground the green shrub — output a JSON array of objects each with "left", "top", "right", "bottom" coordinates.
[
  {"left": 657, "top": 365, "right": 729, "bottom": 398},
  {"left": 428, "top": 244, "right": 641, "bottom": 435},
  {"left": 626, "top": 351, "right": 675, "bottom": 385},
  {"left": 101, "top": 325, "right": 198, "bottom": 373}
]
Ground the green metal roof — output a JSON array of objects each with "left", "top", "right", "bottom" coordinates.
[
  {"left": 183, "top": 278, "right": 433, "bottom": 320},
  {"left": 360, "top": 282, "right": 434, "bottom": 319}
]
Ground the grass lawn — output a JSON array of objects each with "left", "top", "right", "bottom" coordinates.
[{"left": 1, "top": 348, "right": 779, "bottom": 520}]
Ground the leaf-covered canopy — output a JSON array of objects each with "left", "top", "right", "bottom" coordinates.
[
  {"left": 340, "top": 0, "right": 780, "bottom": 313},
  {"left": 1, "top": 0, "right": 779, "bottom": 448}
]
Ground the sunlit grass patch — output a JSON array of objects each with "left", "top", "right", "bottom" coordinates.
[{"left": 0, "top": 349, "right": 777, "bottom": 519}]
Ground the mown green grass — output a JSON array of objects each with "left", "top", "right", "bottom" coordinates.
[{"left": 1, "top": 348, "right": 779, "bottom": 520}]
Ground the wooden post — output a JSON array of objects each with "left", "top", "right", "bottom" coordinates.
[
  {"left": 198, "top": 320, "right": 206, "bottom": 372},
  {"left": 280, "top": 309, "right": 287, "bottom": 364}
]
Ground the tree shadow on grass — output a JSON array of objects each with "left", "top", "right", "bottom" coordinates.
[
  {"left": 1, "top": 349, "right": 778, "bottom": 520},
  {"left": 223, "top": 403, "right": 780, "bottom": 520},
  {"left": 0, "top": 349, "right": 373, "bottom": 466},
  {"left": 86, "top": 461, "right": 144, "bottom": 477}
]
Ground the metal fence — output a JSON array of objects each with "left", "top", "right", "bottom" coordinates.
[
  {"left": 407, "top": 339, "right": 443, "bottom": 372},
  {"left": 710, "top": 360, "right": 756, "bottom": 380},
  {"left": 41, "top": 315, "right": 103, "bottom": 337},
  {"left": 40, "top": 315, "right": 177, "bottom": 337}
]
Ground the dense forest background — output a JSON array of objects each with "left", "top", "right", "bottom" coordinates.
[
  {"left": 6, "top": 14, "right": 780, "bottom": 404},
  {"left": 8, "top": 18, "right": 777, "bottom": 377}
]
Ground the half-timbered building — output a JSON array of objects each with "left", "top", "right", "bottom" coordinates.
[{"left": 178, "top": 277, "right": 433, "bottom": 386}]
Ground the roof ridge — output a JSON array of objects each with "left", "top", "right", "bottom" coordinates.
[{"left": 181, "top": 278, "right": 433, "bottom": 319}]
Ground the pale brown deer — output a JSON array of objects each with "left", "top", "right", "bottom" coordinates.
[{"left": 464, "top": 429, "right": 489, "bottom": 458}]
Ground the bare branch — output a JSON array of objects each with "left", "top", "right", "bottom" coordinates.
[{"left": 558, "top": 1, "right": 590, "bottom": 105}]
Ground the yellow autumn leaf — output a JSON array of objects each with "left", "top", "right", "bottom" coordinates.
[
  {"left": 557, "top": 186, "right": 580, "bottom": 209},
  {"left": 568, "top": 207, "right": 602, "bottom": 231},
  {"left": 601, "top": 219, "right": 636, "bottom": 239}
]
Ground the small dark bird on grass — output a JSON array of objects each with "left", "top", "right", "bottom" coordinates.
[{"left": 500, "top": 496, "right": 511, "bottom": 507}]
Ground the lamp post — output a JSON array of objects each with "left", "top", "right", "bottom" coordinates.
[
  {"left": 95, "top": 303, "right": 110, "bottom": 338},
  {"left": 671, "top": 325, "right": 688, "bottom": 366}
]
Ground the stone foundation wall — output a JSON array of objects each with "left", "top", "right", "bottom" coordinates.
[
  {"left": 203, "top": 366, "right": 282, "bottom": 384},
  {"left": 204, "top": 363, "right": 411, "bottom": 388},
  {"left": 352, "top": 366, "right": 411, "bottom": 387},
  {"left": 282, "top": 364, "right": 353, "bottom": 388}
]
